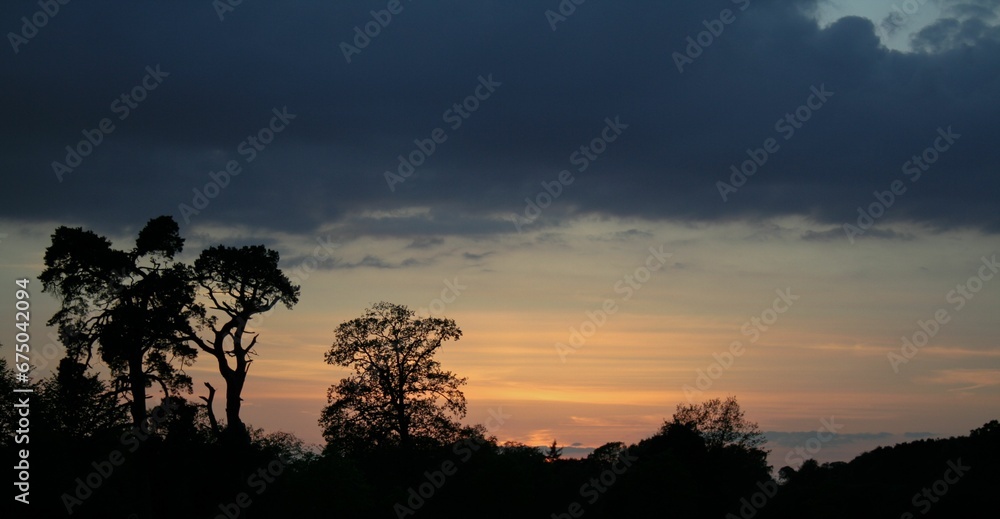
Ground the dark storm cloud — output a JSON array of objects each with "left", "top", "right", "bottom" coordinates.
[
  {"left": 406, "top": 237, "right": 445, "bottom": 249},
  {"left": 335, "top": 255, "right": 424, "bottom": 270},
  {"left": 2, "top": 0, "right": 999, "bottom": 240},
  {"left": 801, "top": 227, "right": 915, "bottom": 242},
  {"left": 913, "top": 0, "right": 1000, "bottom": 51},
  {"left": 281, "top": 253, "right": 425, "bottom": 271}
]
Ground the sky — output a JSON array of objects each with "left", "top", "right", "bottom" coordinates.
[{"left": 2, "top": 0, "right": 999, "bottom": 467}]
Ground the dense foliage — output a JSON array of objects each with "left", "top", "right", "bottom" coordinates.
[{"left": 5, "top": 360, "right": 996, "bottom": 519}]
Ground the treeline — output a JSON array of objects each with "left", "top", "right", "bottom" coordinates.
[{"left": 2, "top": 360, "right": 997, "bottom": 519}]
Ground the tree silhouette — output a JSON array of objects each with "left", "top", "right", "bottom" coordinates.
[
  {"left": 971, "top": 419, "right": 1000, "bottom": 438},
  {"left": 670, "top": 396, "right": 765, "bottom": 451},
  {"left": 588, "top": 441, "right": 627, "bottom": 466},
  {"left": 39, "top": 216, "right": 200, "bottom": 428},
  {"left": 545, "top": 439, "right": 563, "bottom": 462},
  {"left": 187, "top": 244, "right": 299, "bottom": 444},
  {"left": 37, "top": 357, "right": 128, "bottom": 440},
  {"left": 320, "top": 302, "right": 466, "bottom": 454}
]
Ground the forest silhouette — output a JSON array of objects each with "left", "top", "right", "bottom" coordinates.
[{"left": 2, "top": 216, "right": 996, "bottom": 518}]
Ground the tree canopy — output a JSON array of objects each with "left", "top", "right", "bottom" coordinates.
[
  {"left": 187, "top": 244, "right": 300, "bottom": 444},
  {"left": 39, "top": 216, "right": 200, "bottom": 427},
  {"left": 320, "top": 301, "right": 466, "bottom": 454},
  {"left": 669, "top": 395, "right": 766, "bottom": 451}
]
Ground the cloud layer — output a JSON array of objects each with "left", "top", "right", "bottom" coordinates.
[{"left": 2, "top": 0, "right": 999, "bottom": 240}]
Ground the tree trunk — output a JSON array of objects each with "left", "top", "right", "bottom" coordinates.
[
  {"left": 397, "top": 402, "right": 410, "bottom": 450},
  {"left": 128, "top": 353, "right": 147, "bottom": 429},
  {"left": 127, "top": 353, "right": 153, "bottom": 519},
  {"left": 208, "top": 318, "right": 254, "bottom": 446},
  {"left": 223, "top": 371, "right": 249, "bottom": 445},
  {"left": 201, "top": 382, "right": 221, "bottom": 438}
]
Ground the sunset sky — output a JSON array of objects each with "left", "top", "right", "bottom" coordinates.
[{"left": 2, "top": 0, "right": 999, "bottom": 467}]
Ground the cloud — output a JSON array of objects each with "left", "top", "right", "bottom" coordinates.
[
  {"left": 764, "top": 431, "right": 892, "bottom": 447},
  {"left": 588, "top": 229, "right": 655, "bottom": 242},
  {"left": 406, "top": 237, "right": 445, "bottom": 249},
  {"left": 567, "top": 416, "right": 628, "bottom": 428},
  {"left": 462, "top": 251, "right": 494, "bottom": 261},
  {"left": 921, "top": 369, "right": 1000, "bottom": 391},
  {"left": 283, "top": 253, "right": 426, "bottom": 271},
  {"left": 338, "top": 255, "right": 424, "bottom": 270},
  {"left": 558, "top": 446, "right": 596, "bottom": 459},
  {"left": 939, "top": 0, "right": 1000, "bottom": 21},
  {"left": 911, "top": 0, "right": 1000, "bottom": 52},
  {"left": 2, "top": 0, "right": 1000, "bottom": 240},
  {"left": 801, "top": 227, "right": 915, "bottom": 242}
]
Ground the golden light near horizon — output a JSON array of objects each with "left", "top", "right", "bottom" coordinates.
[
  {"left": 0, "top": 214, "right": 973, "bottom": 460},
  {"left": 4, "top": 211, "right": 998, "bottom": 464}
]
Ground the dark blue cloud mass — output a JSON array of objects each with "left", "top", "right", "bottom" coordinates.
[{"left": 2, "top": 0, "right": 999, "bottom": 239}]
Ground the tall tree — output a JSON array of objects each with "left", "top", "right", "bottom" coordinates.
[
  {"left": 187, "top": 245, "right": 299, "bottom": 444},
  {"left": 39, "top": 216, "right": 200, "bottom": 427},
  {"left": 320, "top": 302, "right": 466, "bottom": 454}
]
